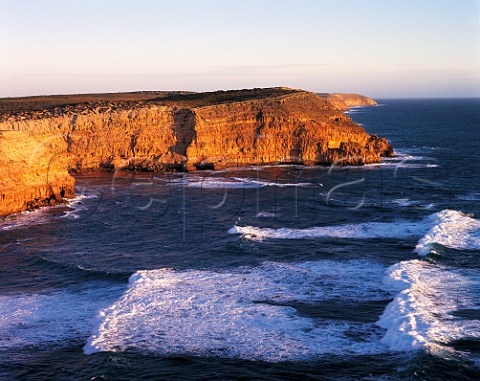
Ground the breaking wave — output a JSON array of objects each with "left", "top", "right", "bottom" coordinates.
[
  {"left": 229, "top": 210, "right": 480, "bottom": 256},
  {"left": 84, "top": 260, "right": 389, "bottom": 361},
  {"left": 377, "top": 260, "right": 480, "bottom": 353},
  {"left": 62, "top": 193, "right": 99, "bottom": 219},
  {"left": 0, "top": 208, "right": 53, "bottom": 231},
  {"left": 0, "top": 282, "right": 124, "bottom": 351},
  {"left": 414, "top": 210, "right": 480, "bottom": 255}
]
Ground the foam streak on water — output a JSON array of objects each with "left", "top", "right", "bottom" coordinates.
[{"left": 160, "top": 175, "right": 315, "bottom": 189}]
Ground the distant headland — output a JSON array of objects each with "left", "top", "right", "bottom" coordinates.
[{"left": 0, "top": 88, "right": 393, "bottom": 216}]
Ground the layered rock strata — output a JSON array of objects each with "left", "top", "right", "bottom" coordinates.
[
  {"left": 0, "top": 131, "right": 74, "bottom": 216},
  {"left": 0, "top": 88, "right": 393, "bottom": 216},
  {"left": 319, "top": 93, "right": 378, "bottom": 110}
]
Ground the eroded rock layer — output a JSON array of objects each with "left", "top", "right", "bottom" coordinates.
[
  {"left": 319, "top": 93, "right": 378, "bottom": 110},
  {"left": 0, "top": 131, "right": 75, "bottom": 216},
  {"left": 0, "top": 88, "right": 393, "bottom": 216}
]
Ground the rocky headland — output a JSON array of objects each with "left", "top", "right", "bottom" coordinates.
[
  {"left": 318, "top": 93, "right": 378, "bottom": 110},
  {"left": 0, "top": 88, "right": 392, "bottom": 216}
]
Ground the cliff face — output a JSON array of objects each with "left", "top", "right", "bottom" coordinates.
[
  {"left": 0, "top": 88, "right": 393, "bottom": 216},
  {"left": 187, "top": 91, "right": 390, "bottom": 168},
  {"left": 319, "top": 93, "right": 378, "bottom": 110},
  {"left": 0, "top": 131, "right": 74, "bottom": 217}
]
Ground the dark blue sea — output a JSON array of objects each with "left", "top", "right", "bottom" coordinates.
[{"left": 1, "top": 99, "right": 479, "bottom": 380}]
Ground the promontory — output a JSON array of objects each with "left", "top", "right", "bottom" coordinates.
[{"left": 0, "top": 88, "right": 393, "bottom": 216}]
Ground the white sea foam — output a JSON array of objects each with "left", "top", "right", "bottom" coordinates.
[
  {"left": 162, "top": 175, "right": 315, "bottom": 189},
  {"left": 84, "top": 260, "right": 389, "bottom": 361},
  {"left": 233, "top": 177, "right": 316, "bottom": 188},
  {"left": 364, "top": 163, "right": 439, "bottom": 169},
  {"left": 0, "top": 193, "right": 99, "bottom": 227},
  {"left": 377, "top": 260, "right": 480, "bottom": 352},
  {"left": 67, "top": 194, "right": 98, "bottom": 203},
  {"left": 229, "top": 210, "right": 480, "bottom": 256},
  {"left": 0, "top": 208, "right": 49, "bottom": 231},
  {"left": 255, "top": 211, "right": 277, "bottom": 218},
  {"left": 373, "top": 148, "right": 437, "bottom": 169},
  {"left": 228, "top": 219, "right": 424, "bottom": 241},
  {"left": 391, "top": 199, "right": 434, "bottom": 210},
  {"left": 0, "top": 204, "right": 71, "bottom": 230},
  {"left": 392, "top": 198, "right": 418, "bottom": 208},
  {"left": 386, "top": 149, "right": 433, "bottom": 162},
  {"left": 62, "top": 193, "right": 99, "bottom": 219},
  {"left": 187, "top": 178, "right": 262, "bottom": 189},
  {"left": 160, "top": 176, "right": 262, "bottom": 189},
  {"left": 344, "top": 108, "right": 365, "bottom": 114},
  {"left": 414, "top": 210, "right": 480, "bottom": 255},
  {"left": 0, "top": 282, "right": 124, "bottom": 350}
]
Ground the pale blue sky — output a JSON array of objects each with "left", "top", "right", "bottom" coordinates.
[{"left": 1, "top": 0, "right": 478, "bottom": 97}]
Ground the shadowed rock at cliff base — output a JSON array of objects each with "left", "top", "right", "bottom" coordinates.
[{"left": 0, "top": 87, "right": 393, "bottom": 216}]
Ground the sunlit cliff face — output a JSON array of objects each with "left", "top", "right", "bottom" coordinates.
[{"left": 0, "top": 89, "right": 392, "bottom": 216}]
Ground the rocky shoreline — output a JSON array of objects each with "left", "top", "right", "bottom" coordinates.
[{"left": 0, "top": 88, "right": 393, "bottom": 217}]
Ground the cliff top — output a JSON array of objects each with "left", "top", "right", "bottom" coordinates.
[
  {"left": 0, "top": 88, "right": 303, "bottom": 121},
  {"left": 0, "top": 91, "right": 193, "bottom": 113},
  {"left": 0, "top": 88, "right": 377, "bottom": 122}
]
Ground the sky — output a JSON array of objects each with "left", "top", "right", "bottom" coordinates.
[{"left": 1, "top": 0, "right": 479, "bottom": 98}]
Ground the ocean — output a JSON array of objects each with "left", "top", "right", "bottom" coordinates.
[{"left": 1, "top": 98, "right": 479, "bottom": 380}]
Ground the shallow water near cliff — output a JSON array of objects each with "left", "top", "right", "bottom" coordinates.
[{"left": 1, "top": 98, "right": 479, "bottom": 380}]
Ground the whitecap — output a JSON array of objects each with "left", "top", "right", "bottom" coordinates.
[
  {"left": 233, "top": 178, "right": 316, "bottom": 188},
  {"left": 391, "top": 199, "right": 434, "bottom": 210},
  {"left": 61, "top": 193, "right": 99, "bottom": 219},
  {"left": 228, "top": 220, "right": 422, "bottom": 241},
  {"left": 84, "top": 260, "right": 389, "bottom": 361},
  {"left": 230, "top": 210, "right": 480, "bottom": 256},
  {"left": 387, "top": 149, "right": 434, "bottom": 162},
  {"left": 364, "top": 163, "right": 439, "bottom": 169},
  {"left": 255, "top": 211, "right": 277, "bottom": 218},
  {"left": 67, "top": 194, "right": 98, "bottom": 203},
  {"left": 414, "top": 210, "right": 480, "bottom": 256},
  {"left": 377, "top": 260, "right": 480, "bottom": 353},
  {"left": 162, "top": 175, "right": 316, "bottom": 189},
  {"left": 0, "top": 282, "right": 124, "bottom": 351},
  {"left": 186, "top": 179, "right": 261, "bottom": 189},
  {"left": 392, "top": 198, "right": 420, "bottom": 208},
  {"left": 162, "top": 176, "right": 262, "bottom": 189}
]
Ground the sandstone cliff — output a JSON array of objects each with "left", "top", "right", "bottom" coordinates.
[
  {"left": 0, "top": 88, "right": 393, "bottom": 216},
  {"left": 0, "top": 130, "right": 74, "bottom": 217},
  {"left": 319, "top": 93, "right": 378, "bottom": 110}
]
